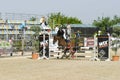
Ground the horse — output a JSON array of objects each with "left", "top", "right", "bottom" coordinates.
[
  {"left": 53, "top": 35, "right": 76, "bottom": 59},
  {"left": 53, "top": 35, "right": 66, "bottom": 48}
]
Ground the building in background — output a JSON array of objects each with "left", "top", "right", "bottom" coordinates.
[
  {"left": 0, "top": 19, "right": 40, "bottom": 40},
  {"left": 70, "top": 24, "right": 97, "bottom": 37}
]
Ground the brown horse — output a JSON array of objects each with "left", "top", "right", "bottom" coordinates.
[
  {"left": 53, "top": 35, "right": 76, "bottom": 58},
  {"left": 53, "top": 35, "right": 75, "bottom": 48},
  {"left": 53, "top": 35, "right": 66, "bottom": 47}
]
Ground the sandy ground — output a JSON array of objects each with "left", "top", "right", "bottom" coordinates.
[{"left": 0, "top": 49, "right": 120, "bottom": 80}]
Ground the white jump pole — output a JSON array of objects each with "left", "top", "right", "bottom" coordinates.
[
  {"left": 106, "top": 34, "right": 111, "bottom": 61},
  {"left": 90, "top": 34, "right": 99, "bottom": 61},
  {"left": 40, "top": 17, "right": 48, "bottom": 59}
]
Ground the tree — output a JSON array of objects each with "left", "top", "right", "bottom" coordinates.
[
  {"left": 48, "top": 12, "right": 82, "bottom": 29},
  {"left": 93, "top": 15, "right": 120, "bottom": 35},
  {"left": 29, "top": 17, "right": 36, "bottom": 21},
  {"left": 30, "top": 25, "right": 41, "bottom": 39},
  {"left": 111, "top": 29, "right": 120, "bottom": 56},
  {"left": 30, "top": 25, "right": 41, "bottom": 52},
  {"left": 113, "top": 15, "right": 120, "bottom": 24},
  {"left": 93, "top": 17, "right": 112, "bottom": 34},
  {"left": 112, "top": 26, "right": 120, "bottom": 37}
]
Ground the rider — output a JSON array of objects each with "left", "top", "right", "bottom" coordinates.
[
  {"left": 57, "top": 27, "right": 64, "bottom": 39},
  {"left": 57, "top": 27, "right": 70, "bottom": 44},
  {"left": 65, "top": 34, "right": 70, "bottom": 43}
]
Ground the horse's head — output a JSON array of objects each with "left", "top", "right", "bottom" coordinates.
[{"left": 53, "top": 35, "right": 58, "bottom": 44}]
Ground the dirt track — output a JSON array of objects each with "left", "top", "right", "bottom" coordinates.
[{"left": 0, "top": 56, "right": 120, "bottom": 80}]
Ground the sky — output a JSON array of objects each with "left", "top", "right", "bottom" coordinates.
[{"left": 0, "top": 0, "right": 120, "bottom": 24}]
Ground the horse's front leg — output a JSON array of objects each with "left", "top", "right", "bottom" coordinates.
[
  {"left": 61, "top": 48, "right": 67, "bottom": 59},
  {"left": 66, "top": 50, "right": 76, "bottom": 59},
  {"left": 66, "top": 52, "right": 71, "bottom": 58}
]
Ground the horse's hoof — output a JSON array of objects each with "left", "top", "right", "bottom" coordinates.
[
  {"left": 60, "top": 57, "right": 63, "bottom": 59},
  {"left": 66, "top": 56, "right": 69, "bottom": 58},
  {"left": 57, "top": 57, "right": 59, "bottom": 59}
]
